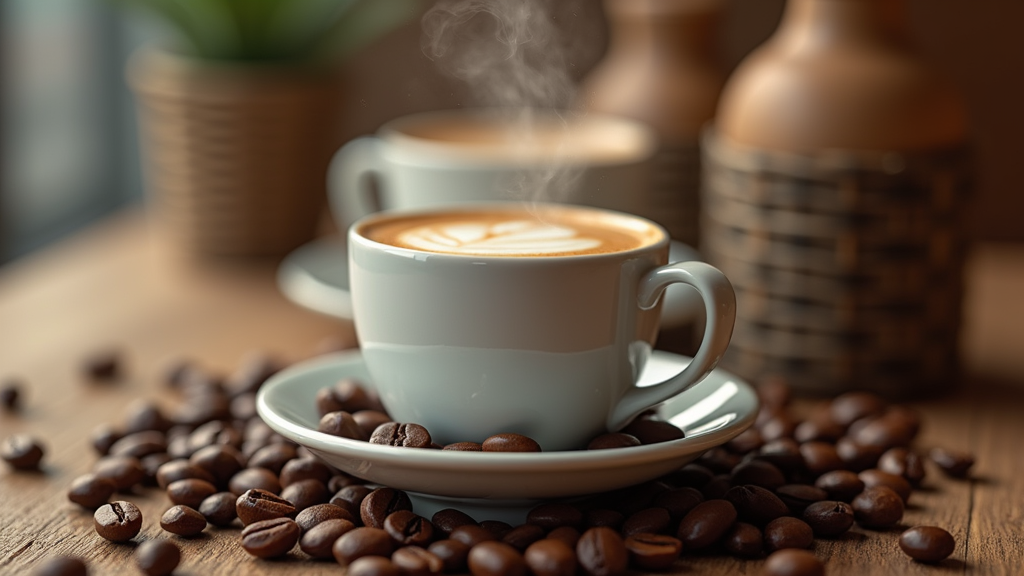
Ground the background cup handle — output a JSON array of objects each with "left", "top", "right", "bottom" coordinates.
[
  {"left": 607, "top": 261, "right": 737, "bottom": 432},
  {"left": 328, "top": 136, "right": 385, "bottom": 232}
]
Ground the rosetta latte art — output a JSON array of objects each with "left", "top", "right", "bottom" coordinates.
[{"left": 397, "top": 220, "right": 602, "bottom": 255}]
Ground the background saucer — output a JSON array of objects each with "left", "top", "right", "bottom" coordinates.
[
  {"left": 277, "top": 236, "right": 704, "bottom": 328},
  {"left": 257, "top": 349, "right": 757, "bottom": 507}
]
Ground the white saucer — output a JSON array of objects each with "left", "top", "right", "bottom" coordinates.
[
  {"left": 256, "top": 349, "right": 757, "bottom": 523},
  {"left": 277, "top": 236, "right": 705, "bottom": 329}
]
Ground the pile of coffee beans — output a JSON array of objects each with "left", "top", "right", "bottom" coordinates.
[
  {"left": 26, "top": 349, "right": 974, "bottom": 575},
  {"left": 313, "top": 377, "right": 685, "bottom": 452}
]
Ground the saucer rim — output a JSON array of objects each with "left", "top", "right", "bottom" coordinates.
[{"left": 256, "top": 349, "right": 757, "bottom": 472}]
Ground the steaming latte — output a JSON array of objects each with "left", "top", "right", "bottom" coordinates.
[{"left": 361, "top": 206, "right": 664, "bottom": 257}]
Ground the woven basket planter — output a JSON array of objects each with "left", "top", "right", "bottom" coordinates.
[
  {"left": 701, "top": 131, "right": 972, "bottom": 399},
  {"left": 129, "top": 48, "right": 344, "bottom": 258}
]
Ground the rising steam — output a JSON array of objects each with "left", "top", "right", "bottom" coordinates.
[{"left": 421, "top": 0, "right": 588, "bottom": 202}]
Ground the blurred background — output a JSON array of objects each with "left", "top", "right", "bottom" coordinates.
[{"left": 0, "top": 0, "right": 1021, "bottom": 264}]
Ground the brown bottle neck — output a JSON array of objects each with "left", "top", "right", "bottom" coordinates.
[
  {"left": 773, "top": 0, "right": 911, "bottom": 53},
  {"left": 604, "top": 0, "right": 722, "bottom": 61}
]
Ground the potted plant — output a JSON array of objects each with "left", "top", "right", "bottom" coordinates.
[{"left": 121, "top": 0, "right": 418, "bottom": 257}]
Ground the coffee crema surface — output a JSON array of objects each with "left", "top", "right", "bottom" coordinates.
[{"left": 361, "top": 208, "right": 664, "bottom": 257}]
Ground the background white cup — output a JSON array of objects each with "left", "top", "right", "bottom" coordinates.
[
  {"left": 328, "top": 109, "right": 660, "bottom": 231},
  {"left": 348, "top": 203, "right": 736, "bottom": 451}
]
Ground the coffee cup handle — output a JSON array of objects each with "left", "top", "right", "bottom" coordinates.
[
  {"left": 607, "top": 261, "right": 737, "bottom": 432},
  {"left": 328, "top": 136, "right": 385, "bottom": 232}
]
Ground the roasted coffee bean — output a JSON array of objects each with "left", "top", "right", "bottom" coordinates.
[
  {"left": 878, "top": 447, "right": 926, "bottom": 486},
  {"left": 166, "top": 478, "right": 217, "bottom": 509},
  {"left": 859, "top": 469, "right": 912, "bottom": 503},
  {"left": 32, "top": 556, "right": 88, "bottom": 576},
  {"left": 500, "top": 524, "right": 545, "bottom": 551},
  {"left": 198, "top": 492, "right": 238, "bottom": 527},
  {"left": 700, "top": 474, "right": 733, "bottom": 500},
  {"left": 392, "top": 545, "right": 445, "bottom": 576},
  {"left": 583, "top": 509, "right": 624, "bottom": 530},
  {"left": 236, "top": 488, "right": 296, "bottom": 526},
  {"left": 801, "top": 500, "right": 854, "bottom": 538},
  {"left": 621, "top": 419, "right": 685, "bottom": 445},
  {"left": 296, "top": 502, "right": 354, "bottom": 532},
  {"left": 652, "top": 487, "right": 703, "bottom": 520},
  {"left": 759, "top": 415, "right": 798, "bottom": 442},
  {"left": 726, "top": 427, "right": 764, "bottom": 454},
  {"left": 331, "top": 484, "right": 374, "bottom": 516},
  {"left": 333, "top": 526, "right": 395, "bottom": 565},
  {"left": 92, "top": 455, "right": 145, "bottom": 491},
  {"left": 794, "top": 418, "right": 844, "bottom": 444},
  {"left": 247, "top": 443, "right": 297, "bottom": 475},
  {"left": 383, "top": 510, "right": 435, "bottom": 546},
  {"left": 189, "top": 444, "right": 245, "bottom": 488},
  {"left": 122, "top": 400, "right": 173, "bottom": 434},
  {"left": 429, "top": 539, "right": 472, "bottom": 573},
  {"left": 724, "top": 485, "right": 789, "bottom": 526},
  {"left": 523, "top": 538, "right": 576, "bottom": 576},
  {"left": 280, "top": 456, "right": 333, "bottom": 487},
  {"left": 228, "top": 467, "right": 282, "bottom": 496},
  {"left": 814, "top": 469, "right": 865, "bottom": 502},
  {"left": 327, "top": 473, "right": 362, "bottom": 493},
  {"left": 851, "top": 485, "right": 904, "bottom": 529},
  {"left": 348, "top": 556, "right": 399, "bottom": 576},
  {"left": 602, "top": 481, "right": 670, "bottom": 516},
  {"left": 676, "top": 499, "right": 737, "bottom": 550},
  {"left": 83, "top": 349, "right": 121, "bottom": 381},
  {"left": 154, "top": 459, "right": 214, "bottom": 489},
  {"left": 135, "top": 539, "right": 180, "bottom": 576},
  {"left": 241, "top": 517, "right": 300, "bottom": 559},
  {"left": 764, "top": 517, "right": 813, "bottom": 552},
  {"left": 319, "top": 411, "right": 369, "bottom": 441},
  {"left": 665, "top": 463, "right": 715, "bottom": 488},
  {"left": 620, "top": 507, "right": 670, "bottom": 537},
  {"left": 431, "top": 508, "right": 477, "bottom": 537},
  {"left": 482, "top": 433, "right": 542, "bottom": 452},
  {"left": 929, "top": 447, "right": 975, "bottom": 478},
  {"left": 547, "top": 526, "right": 581, "bottom": 549},
  {"left": 360, "top": 487, "right": 414, "bottom": 529},
  {"left": 723, "top": 522, "right": 763, "bottom": 559},
  {"left": 468, "top": 541, "right": 527, "bottom": 576},
  {"left": 762, "top": 549, "right": 825, "bottom": 576},
  {"left": 281, "top": 478, "right": 331, "bottom": 512},
  {"left": 160, "top": 504, "right": 207, "bottom": 537},
  {"left": 476, "top": 521, "right": 509, "bottom": 539},
  {"left": 775, "top": 484, "right": 827, "bottom": 514},
  {"left": 139, "top": 453, "right": 172, "bottom": 486},
  {"left": 90, "top": 424, "right": 121, "bottom": 457},
  {"left": 1, "top": 434, "right": 45, "bottom": 470},
  {"left": 799, "top": 441, "right": 843, "bottom": 477},
  {"left": 851, "top": 413, "right": 916, "bottom": 450},
  {"left": 94, "top": 501, "right": 143, "bottom": 542},
  {"left": 443, "top": 442, "right": 483, "bottom": 451},
  {"left": 698, "top": 448, "right": 743, "bottom": 474},
  {"left": 352, "top": 410, "right": 392, "bottom": 436},
  {"left": 0, "top": 380, "right": 22, "bottom": 410},
  {"left": 224, "top": 351, "right": 282, "bottom": 396},
  {"left": 730, "top": 460, "right": 786, "bottom": 490},
  {"left": 316, "top": 378, "right": 375, "bottom": 416},
  {"left": 755, "top": 438, "right": 805, "bottom": 474},
  {"left": 899, "top": 526, "right": 956, "bottom": 563},
  {"left": 67, "top": 473, "right": 117, "bottom": 509},
  {"left": 451, "top": 524, "right": 498, "bottom": 547},
  {"left": 576, "top": 527, "right": 628, "bottom": 576},
  {"left": 527, "top": 502, "right": 583, "bottom": 530},
  {"left": 830, "top": 391, "right": 887, "bottom": 427},
  {"left": 834, "top": 436, "right": 884, "bottom": 472},
  {"left": 587, "top": 433, "right": 642, "bottom": 450},
  {"left": 622, "top": 533, "right": 681, "bottom": 570},
  {"left": 370, "top": 422, "right": 432, "bottom": 448},
  {"left": 300, "top": 517, "right": 356, "bottom": 559}
]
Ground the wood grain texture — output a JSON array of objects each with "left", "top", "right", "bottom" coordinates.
[{"left": 1, "top": 211, "right": 1022, "bottom": 574}]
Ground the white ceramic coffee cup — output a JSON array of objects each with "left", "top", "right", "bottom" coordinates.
[
  {"left": 348, "top": 203, "right": 736, "bottom": 451},
  {"left": 328, "top": 109, "right": 659, "bottom": 231}
]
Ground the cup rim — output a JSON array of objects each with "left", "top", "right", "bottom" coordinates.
[
  {"left": 348, "top": 202, "right": 670, "bottom": 262},
  {"left": 374, "top": 108, "right": 659, "bottom": 168}
]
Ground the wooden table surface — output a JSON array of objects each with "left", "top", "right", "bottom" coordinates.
[{"left": 1, "top": 211, "right": 1022, "bottom": 575}]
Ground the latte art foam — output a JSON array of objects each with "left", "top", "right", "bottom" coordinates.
[
  {"left": 398, "top": 220, "right": 601, "bottom": 255},
  {"left": 361, "top": 206, "right": 664, "bottom": 257}
]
